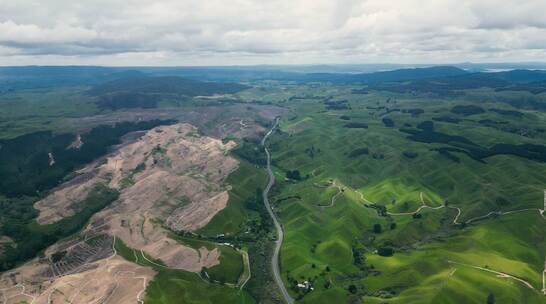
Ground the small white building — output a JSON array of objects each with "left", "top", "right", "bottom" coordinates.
[{"left": 297, "top": 280, "right": 314, "bottom": 290}]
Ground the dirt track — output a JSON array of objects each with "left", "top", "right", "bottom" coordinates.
[
  {"left": 448, "top": 260, "right": 536, "bottom": 291},
  {"left": 317, "top": 180, "right": 344, "bottom": 208},
  {"left": 386, "top": 192, "right": 445, "bottom": 216}
]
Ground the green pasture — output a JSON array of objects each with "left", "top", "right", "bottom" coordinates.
[{"left": 244, "top": 85, "right": 546, "bottom": 303}]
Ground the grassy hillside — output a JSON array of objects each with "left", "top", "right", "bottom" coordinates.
[
  {"left": 114, "top": 239, "right": 254, "bottom": 304},
  {"left": 199, "top": 159, "right": 268, "bottom": 237},
  {"left": 1, "top": 67, "right": 545, "bottom": 303},
  {"left": 245, "top": 83, "right": 546, "bottom": 303}
]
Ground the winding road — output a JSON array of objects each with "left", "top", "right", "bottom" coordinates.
[{"left": 261, "top": 118, "right": 294, "bottom": 304}]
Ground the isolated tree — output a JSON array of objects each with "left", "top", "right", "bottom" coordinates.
[
  {"left": 373, "top": 223, "right": 382, "bottom": 234},
  {"left": 286, "top": 170, "right": 301, "bottom": 180},
  {"left": 412, "top": 213, "right": 422, "bottom": 219},
  {"left": 377, "top": 247, "right": 394, "bottom": 257},
  {"left": 487, "top": 292, "right": 495, "bottom": 304}
]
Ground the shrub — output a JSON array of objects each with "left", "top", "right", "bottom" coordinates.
[
  {"left": 344, "top": 122, "right": 368, "bottom": 129},
  {"left": 403, "top": 151, "right": 418, "bottom": 159},
  {"left": 451, "top": 105, "right": 485, "bottom": 116},
  {"left": 382, "top": 117, "right": 395, "bottom": 127},
  {"left": 402, "top": 108, "right": 424, "bottom": 116},
  {"left": 417, "top": 121, "right": 434, "bottom": 132},
  {"left": 487, "top": 292, "right": 495, "bottom": 304},
  {"left": 286, "top": 170, "right": 302, "bottom": 180},
  {"left": 377, "top": 247, "right": 394, "bottom": 257},
  {"left": 348, "top": 148, "right": 369, "bottom": 158}
]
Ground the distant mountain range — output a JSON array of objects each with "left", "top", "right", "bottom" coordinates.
[
  {"left": 2, "top": 65, "right": 546, "bottom": 94},
  {"left": 88, "top": 76, "right": 248, "bottom": 96},
  {"left": 362, "top": 68, "right": 546, "bottom": 96},
  {"left": 301, "top": 66, "right": 469, "bottom": 83}
]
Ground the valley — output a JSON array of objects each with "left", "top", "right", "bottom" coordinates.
[{"left": 0, "top": 66, "right": 545, "bottom": 303}]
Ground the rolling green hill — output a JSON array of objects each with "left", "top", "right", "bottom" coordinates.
[
  {"left": 1, "top": 66, "right": 545, "bottom": 303},
  {"left": 235, "top": 82, "right": 546, "bottom": 303}
]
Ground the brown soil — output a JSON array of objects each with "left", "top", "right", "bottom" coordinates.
[
  {"left": 35, "top": 123, "right": 238, "bottom": 272},
  {"left": 34, "top": 170, "right": 106, "bottom": 224},
  {"left": 2, "top": 123, "right": 243, "bottom": 302},
  {"left": 1, "top": 106, "right": 284, "bottom": 303},
  {"left": 0, "top": 251, "right": 155, "bottom": 304}
]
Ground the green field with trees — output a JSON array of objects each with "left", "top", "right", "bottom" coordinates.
[
  {"left": 237, "top": 83, "right": 546, "bottom": 303},
  {"left": 1, "top": 66, "right": 545, "bottom": 303}
]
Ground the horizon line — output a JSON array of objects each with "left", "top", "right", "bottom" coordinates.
[{"left": 2, "top": 61, "right": 546, "bottom": 68}]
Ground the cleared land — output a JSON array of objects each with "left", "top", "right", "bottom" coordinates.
[{"left": 0, "top": 123, "right": 254, "bottom": 302}]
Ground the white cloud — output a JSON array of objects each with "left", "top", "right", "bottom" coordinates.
[
  {"left": 0, "top": 20, "right": 97, "bottom": 44},
  {"left": 0, "top": 0, "right": 545, "bottom": 65}
]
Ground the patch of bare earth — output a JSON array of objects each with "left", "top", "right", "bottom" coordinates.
[
  {"left": 89, "top": 123, "right": 237, "bottom": 271},
  {"left": 67, "top": 134, "right": 84, "bottom": 149},
  {"left": 0, "top": 250, "right": 155, "bottom": 304},
  {"left": 2, "top": 123, "right": 240, "bottom": 302},
  {"left": 34, "top": 170, "right": 107, "bottom": 224},
  {"left": 38, "top": 123, "right": 238, "bottom": 269},
  {"left": 61, "top": 104, "right": 287, "bottom": 139}
]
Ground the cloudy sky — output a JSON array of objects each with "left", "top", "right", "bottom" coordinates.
[{"left": 1, "top": 0, "right": 546, "bottom": 66}]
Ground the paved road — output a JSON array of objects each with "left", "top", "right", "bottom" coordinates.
[{"left": 261, "top": 118, "right": 294, "bottom": 304}]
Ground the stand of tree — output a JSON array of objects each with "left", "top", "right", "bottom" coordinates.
[
  {"left": 0, "top": 119, "right": 173, "bottom": 271},
  {"left": 0, "top": 183, "right": 119, "bottom": 271},
  {"left": 401, "top": 121, "right": 546, "bottom": 163},
  {"left": 232, "top": 139, "right": 267, "bottom": 166},
  {"left": 286, "top": 170, "right": 302, "bottom": 180},
  {"left": 0, "top": 119, "right": 174, "bottom": 197}
]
